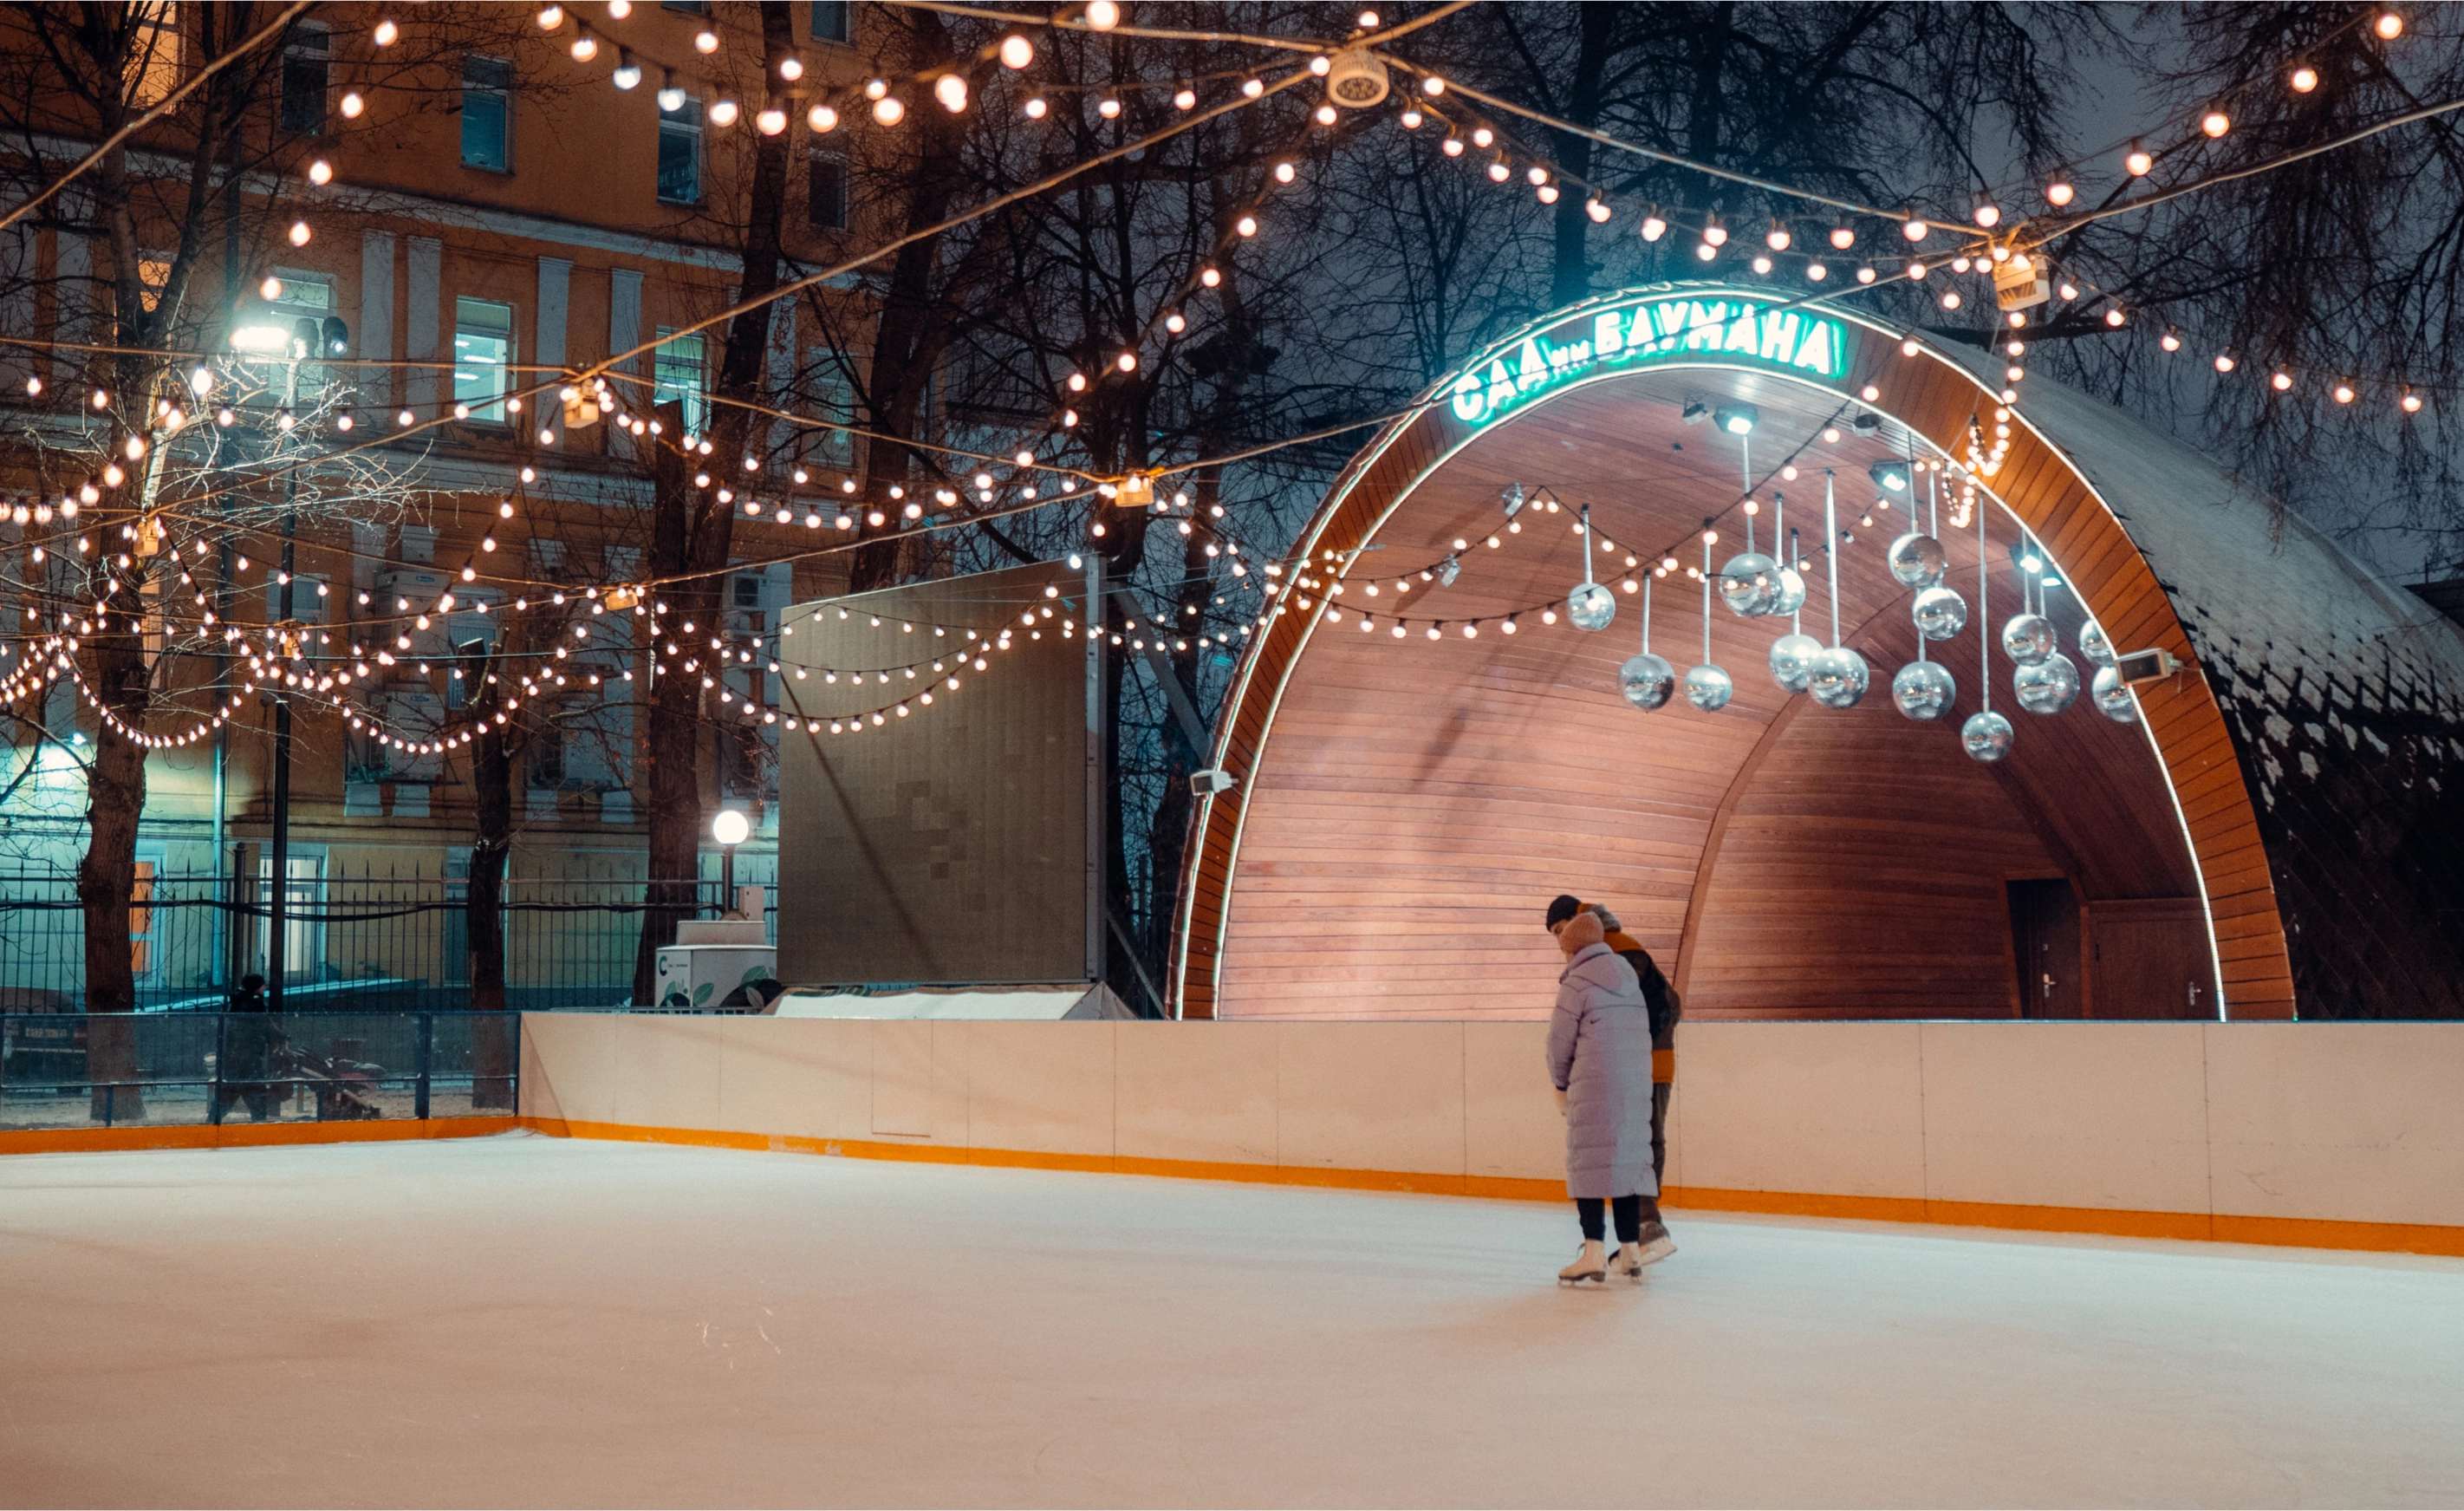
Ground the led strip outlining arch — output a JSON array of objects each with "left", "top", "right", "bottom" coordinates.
[{"left": 1171, "top": 282, "right": 2292, "bottom": 1021}]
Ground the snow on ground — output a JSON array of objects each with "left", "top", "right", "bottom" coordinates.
[{"left": 3, "top": 1132, "right": 2461, "bottom": 1508}]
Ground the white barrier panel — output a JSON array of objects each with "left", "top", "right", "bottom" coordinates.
[{"left": 519, "top": 1017, "right": 2464, "bottom": 1253}]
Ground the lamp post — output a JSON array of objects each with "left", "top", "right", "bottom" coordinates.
[{"left": 712, "top": 809, "right": 750, "bottom": 916}]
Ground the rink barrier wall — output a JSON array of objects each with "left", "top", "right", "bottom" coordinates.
[
  {"left": 0, "top": 1116, "right": 520, "bottom": 1156},
  {"left": 515, "top": 1016, "right": 2464, "bottom": 1256}
]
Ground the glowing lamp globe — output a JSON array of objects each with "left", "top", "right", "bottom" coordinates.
[
  {"left": 1618, "top": 653, "right": 1675, "bottom": 711},
  {"left": 712, "top": 810, "right": 751, "bottom": 846},
  {"left": 1911, "top": 585, "right": 1968, "bottom": 641},
  {"left": 1886, "top": 531, "right": 1946, "bottom": 588},
  {"left": 1960, "top": 710, "right": 2015, "bottom": 762},
  {"left": 1807, "top": 646, "right": 1870, "bottom": 709},
  {"left": 1768, "top": 632, "right": 1822, "bottom": 693},
  {"left": 1684, "top": 663, "right": 1733, "bottom": 711},
  {"left": 1891, "top": 660, "right": 1957, "bottom": 720}
]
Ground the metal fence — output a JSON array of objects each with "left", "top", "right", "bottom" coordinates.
[
  {"left": 0, "top": 1011, "right": 518, "bottom": 1130},
  {"left": 0, "top": 871, "right": 775, "bottom": 1014}
]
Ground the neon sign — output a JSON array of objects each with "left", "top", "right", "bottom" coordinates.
[{"left": 1448, "top": 295, "right": 1850, "bottom": 427}]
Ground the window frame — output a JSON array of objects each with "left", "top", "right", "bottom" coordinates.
[
  {"left": 656, "top": 96, "right": 704, "bottom": 205},
  {"left": 460, "top": 55, "right": 514, "bottom": 173},
  {"left": 279, "top": 23, "right": 329, "bottom": 135},
  {"left": 452, "top": 296, "right": 517, "bottom": 427},
  {"left": 807, "top": 147, "right": 848, "bottom": 231},
  {"left": 125, "top": 0, "right": 182, "bottom": 108},
  {"left": 652, "top": 327, "right": 707, "bottom": 433},
  {"left": 810, "top": 1, "right": 851, "bottom": 45}
]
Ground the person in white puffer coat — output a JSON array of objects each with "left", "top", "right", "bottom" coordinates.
[{"left": 1544, "top": 909, "right": 1660, "bottom": 1284}]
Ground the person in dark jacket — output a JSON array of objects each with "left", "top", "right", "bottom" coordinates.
[
  {"left": 1548, "top": 895, "right": 1678, "bottom": 1266},
  {"left": 215, "top": 974, "right": 277, "bottom": 1123},
  {"left": 1544, "top": 910, "right": 1659, "bottom": 1283}
]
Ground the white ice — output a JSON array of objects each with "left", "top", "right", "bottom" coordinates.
[{"left": 3, "top": 1133, "right": 2461, "bottom": 1508}]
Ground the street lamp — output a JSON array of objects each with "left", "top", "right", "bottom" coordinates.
[{"left": 712, "top": 809, "right": 750, "bottom": 915}]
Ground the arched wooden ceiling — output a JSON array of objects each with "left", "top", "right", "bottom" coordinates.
[{"left": 1173, "top": 286, "right": 2294, "bottom": 1023}]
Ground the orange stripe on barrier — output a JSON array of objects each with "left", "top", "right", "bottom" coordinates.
[
  {"left": 0, "top": 1116, "right": 520, "bottom": 1157},
  {"left": 519, "top": 1117, "right": 2464, "bottom": 1259}
]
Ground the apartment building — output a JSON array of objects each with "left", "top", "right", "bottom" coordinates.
[{"left": 0, "top": 2, "right": 881, "bottom": 1001}]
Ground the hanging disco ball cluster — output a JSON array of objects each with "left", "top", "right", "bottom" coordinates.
[{"left": 1590, "top": 403, "right": 2138, "bottom": 763}]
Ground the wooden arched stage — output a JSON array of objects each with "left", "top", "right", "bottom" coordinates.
[{"left": 1172, "top": 284, "right": 2301, "bottom": 1023}]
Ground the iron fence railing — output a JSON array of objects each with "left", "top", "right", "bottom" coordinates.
[
  {"left": 0, "top": 872, "right": 776, "bottom": 1013},
  {"left": 0, "top": 1011, "right": 518, "bottom": 1130}
]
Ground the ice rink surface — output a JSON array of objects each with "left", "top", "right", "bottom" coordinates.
[{"left": 3, "top": 1133, "right": 2461, "bottom": 1509}]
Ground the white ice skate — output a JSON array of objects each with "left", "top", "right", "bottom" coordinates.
[
  {"left": 1612, "top": 1232, "right": 1676, "bottom": 1279},
  {"left": 1557, "top": 1241, "right": 1607, "bottom": 1286}
]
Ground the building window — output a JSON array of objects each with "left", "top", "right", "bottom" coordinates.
[
  {"left": 662, "top": 1, "right": 708, "bottom": 11},
  {"left": 805, "top": 349, "right": 855, "bottom": 466},
  {"left": 808, "top": 150, "right": 847, "bottom": 231},
  {"left": 280, "top": 25, "right": 328, "bottom": 134},
  {"left": 125, "top": 0, "right": 180, "bottom": 107},
  {"left": 452, "top": 297, "right": 515, "bottom": 423},
  {"left": 461, "top": 56, "right": 512, "bottom": 171},
  {"left": 653, "top": 328, "right": 706, "bottom": 433},
  {"left": 136, "top": 254, "right": 172, "bottom": 313},
  {"left": 657, "top": 96, "right": 702, "bottom": 204},
  {"left": 811, "top": 2, "right": 850, "bottom": 44}
]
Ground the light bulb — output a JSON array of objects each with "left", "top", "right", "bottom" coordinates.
[
  {"left": 2334, "top": 381, "right": 2356, "bottom": 404},
  {"left": 374, "top": 17, "right": 398, "bottom": 44},
  {"left": 1486, "top": 161, "right": 1510, "bottom": 182},
  {"left": 1829, "top": 225, "right": 1855, "bottom": 249},
  {"left": 1199, "top": 267, "right": 1220, "bottom": 287},
  {"left": 536, "top": 3, "right": 562, "bottom": 28},
  {"left": 613, "top": 55, "right": 640, "bottom": 88},
  {"left": 1973, "top": 202, "right": 2000, "bottom": 228},
  {"left": 570, "top": 34, "right": 596, "bottom": 62},
  {"left": 2291, "top": 66, "right": 2318, "bottom": 92},
  {"left": 2046, "top": 179, "right": 2074, "bottom": 206},
  {"left": 1586, "top": 199, "right": 1610, "bottom": 224},
  {"left": 756, "top": 107, "right": 786, "bottom": 134},
  {"left": 1174, "top": 88, "right": 1196, "bottom": 109},
  {"left": 708, "top": 99, "right": 739, "bottom": 127},
  {"left": 2402, "top": 392, "right": 2422, "bottom": 413},
  {"left": 1309, "top": 55, "right": 1331, "bottom": 76},
  {"left": 1086, "top": 0, "right": 1120, "bottom": 29},
  {"left": 1806, "top": 262, "right": 1827, "bottom": 281},
  {"left": 1472, "top": 127, "right": 1492, "bottom": 147},
  {"left": 2271, "top": 371, "right": 2292, "bottom": 391},
  {"left": 2201, "top": 109, "right": 2230, "bottom": 137},
  {"left": 1441, "top": 137, "right": 1463, "bottom": 156},
  {"left": 1400, "top": 107, "right": 1421, "bottom": 127},
  {"left": 2376, "top": 11, "right": 2402, "bottom": 39},
  {"left": 1752, "top": 255, "right": 1773, "bottom": 274},
  {"left": 340, "top": 91, "right": 364, "bottom": 118},
  {"left": 308, "top": 158, "right": 333, "bottom": 185},
  {"left": 1702, "top": 217, "right": 1726, "bottom": 246},
  {"left": 1765, "top": 220, "right": 1791, "bottom": 250},
  {"left": 1275, "top": 160, "right": 1294, "bottom": 183},
  {"left": 1024, "top": 97, "right": 1046, "bottom": 119},
  {"left": 1694, "top": 242, "right": 1716, "bottom": 263},
  {"left": 779, "top": 56, "right": 803, "bottom": 81},
  {"left": 1116, "top": 351, "right": 1137, "bottom": 372},
  {"left": 1902, "top": 216, "right": 1928, "bottom": 241},
  {"left": 935, "top": 74, "right": 968, "bottom": 112},
  {"left": 2125, "top": 145, "right": 2153, "bottom": 176},
  {"left": 809, "top": 103, "right": 837, "bottom": 132},
  {"left": 288, "top": 219, "right": 311, "bottom": 246},
  {"left": 1236, "top": 214, "right": 1258, "bottom": 236},
  {"left": 1641, "top": 211, "right": 1666, "bottom": 241},
  {"left": 657, "top": 80, "right": 686, "bottom": 112},
  {"left": 2161, "top": 329, "right": 2181, "bottom": 351},
  {"left": 1000, "top": 35, "right": 1035, "bottom": 68},
  {"left": 2214, "top": 353, "right": 2236, "bottom": 373},
  {"left": 2104, "top": 308, "right": 2125, "bottom": 327},
  {"left": 694, "top": 28, "right": 719, "bottom": 52}
]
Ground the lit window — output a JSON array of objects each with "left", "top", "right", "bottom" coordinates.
[
  {"left": 657, "top": 96, "right": 702, "bottom": 204},
  {"left": 125, "top": 0, "right": 180, "bottom": 107},
  {"left": 281, "top": 25, "right": 328, "bottom": 134},
  {"left": 810, "top": 2, "right": 850, "bottom": 43},
  {"left": 453, "top": 297, "right": 515, "bottom": 423},
  {"left": 808, "top": 150, "right": 847, "bottom": 231},
  {"left": 462, "top": 56, "right": 512, "bottom": 171},
  {"left": 136, "top": 256, "right": 172, "bottom": 313},
  {"left": 653, "top": 328, "right": 705, "bottom": 432}
]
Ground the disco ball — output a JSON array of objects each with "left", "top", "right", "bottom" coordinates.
[
  {"left": 2077, "top": 618, "right": 2116, "bottom": 667},
  {"left": 2092, "top": 665, "right": 2138, "bottom": 723},
  {"left": 1717, "top": 551, "right": 1782, "bottom": 617},
  {"left": 1807, "top": 646, "right": 1870, "bottom": 709},
  {"left": 2001, "top": 612, "right": 2057, "bottom": 665},
  {"left": 1770, "top": 563, "right": 1808, "bottom": 615},
  {"left": 1619, "top": 652, "right": 1676, "bottom": 711},
  {"left": 1567, "top": 581, "right": 1617, "bottom": 631},
  {"left": 1768, "top": 631, "right": 1823, "bottom": 694},
  {"left": 2014, "top": 651, "right": 2081, "bottom": 714},
  {"left": 1961, "top": 709, "right": 2016, "bottom": 762},
  {"left": 1911, "top": 585, "right": 1968, "bottom": 642},
  {"left": 1684, "top": 662, "right": 1734, "bottom": 711},
  {"left": 1890, "top": 660, "right": 1957, "bottom": 720},
  {"left": 1886, "top": 531, "right": 1947, "bottom": 589}
]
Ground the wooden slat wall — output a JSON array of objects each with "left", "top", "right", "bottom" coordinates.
[{"left": 1176, "top": 294, "right": 2295, "bottom": 1021}]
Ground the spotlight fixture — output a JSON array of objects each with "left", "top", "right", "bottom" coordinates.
[{"left": 1713, "top": 403, "right": 1759, "bottom": 436}]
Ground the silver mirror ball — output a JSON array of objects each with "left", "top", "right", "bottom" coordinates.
[
  {"left": 1567, "top": 581, "right": 1617, "bottom": 631},
  {"left": 2091, "top": 665, "right": 2138, "bottom": 722},
  {"left": 1717, "top": 552, "right": 1781, "bottom": 617},
  {"left": 2077, "top": 618, "right": 2116, "bottom": 667},
  {"left": 1887, "top": 531, "right": 1947, "bottom": 589},
  {"left": 1961, "top": 709, "right": 2015, "bottom": 762},
  {"left": 1684, "top": 662, "right": 1734, "bottom": 711},
  {"left": 1619, "top": 652, "right": 1675, "bottom": 710},
  {"left": 1891, "top": 660, "right": 1957, "bottom": 720},
  {"left": 1768, "top": 632, "right": 1823, "bottom": 694},
  {"left": 2014, "top": 652, "right": 2081, "bottom": 714},
  {"left": 2001, "top": 612, "right": 2057, "bottom": 665},
  {"left": 1912, "top": 585, "right": 1968, "bottom": 642},
  {"left": 1807, "top": 646, "right": 1870, "bottom": 709},
  {"left": 1770, "top": 564, "right": 1807, "bottom": 615}
]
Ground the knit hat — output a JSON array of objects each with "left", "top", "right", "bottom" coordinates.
[{"left": 1544, "top": 894, "right": 1583, "bottom": 931}]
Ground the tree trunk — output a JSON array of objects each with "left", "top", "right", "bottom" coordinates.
[
  {"left": 467, "top": 660, "right": 515, "bottom": 1107},
  {"left": 79, "top": 617, "right": 149, "bottom": 1121},
  {"left": 630, "top": 1, "right": 796, "bottom": 1003}
]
